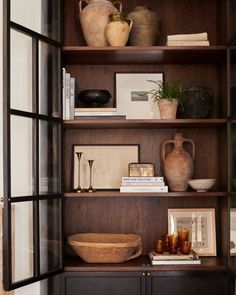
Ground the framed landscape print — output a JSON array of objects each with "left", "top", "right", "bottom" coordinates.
[
  {"left": 115, "top": 73, "right": 163, "bottom": 119},
  {"left": 168, "top": 208, "right": 216, "bottom": 256}
]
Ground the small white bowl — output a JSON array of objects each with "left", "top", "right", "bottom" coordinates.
[{"left": 188, "top": 179, "right": 216, "bottom": 192}]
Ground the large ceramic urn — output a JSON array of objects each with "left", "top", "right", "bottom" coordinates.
[
  {"left": 79, "top": 0, "right": 122, "bottom": 46},
  {"left": 127, "top": 6, "right": 161, "bottom": 46},
  {"left": 162, "top": 133, "right": 195, "bottom": 192}
]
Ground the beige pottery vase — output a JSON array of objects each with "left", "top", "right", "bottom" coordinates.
[
  {"left": 158, "top": 99, "right": 178, "bottom": 119},
  {"left": 79, "top": 0, "right": 122, "bottom": 46},
  {"left": 127, "top": 6, "right": 161, "bottom": 46},
  {"left": 162, "top": 133, "right": 195, "bottom": 192},
  {"left": 106, "top": 12, "right": 133, "bottom": 46}
]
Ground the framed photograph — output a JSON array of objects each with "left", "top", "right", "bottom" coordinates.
[
  {"left": 128, "top": 163, "right": 155, "bottom": 177},
  {"left": 73, "top": 144, "right": 140, "bottom": 190},
  {"left": 230, "top": 208, "right": 236, "bottom": 256},
  {"left": 168, "top": 208, "right": 216, "bottom": 256},
  {"left": 115, "top": 73, "right": 164, "bottom": 119}
]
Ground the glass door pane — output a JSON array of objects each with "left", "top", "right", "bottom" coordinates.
[
  {"left": 11, "top": 0, "right": 60, "bottom": 41},
  {"left": 10, "top": 116, "right": 35, "bottom": 197},
  {"left": 39, "top": 121, "right": 61, "bottom": 195},
  {"left": 10, "top": 30, "right": 33, "bottom": 112},
  {"left": 39, "top": 199, "right": 62, "bottom": 274},
  {"left": 39, "top": 42, "right": 61, "bottom": 118},
  {"left": 11, "top": 202, "right": 34, "bottom": 282}
]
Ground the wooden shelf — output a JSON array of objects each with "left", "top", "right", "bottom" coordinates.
[
  {"left": 63, "top": 46, "right": 227, "bottom": 65},
  {"left": 64, "top": 119, "right": 227, "bottom": 129},
  {"left": 64, "top": 191, "right": 227, "bottom": 198},
  {"left": 64, "top": 256, "right": 228, "bottom": 272}
]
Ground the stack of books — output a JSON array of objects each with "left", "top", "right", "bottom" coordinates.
[
  {"left": 74, "top": 107, "right": 126, "bottom": 119},
  {"left": 63, "top": 68, "right": 76, "bottom": 120},
  {"left": 120, "top": 177, "right": 168, "bottom": 193},
  {"left": 166, "top": 32, "right": 210, "bottom": 46},
  {"left": 149, "top": 250, "right": 201, "bottom": 265}
]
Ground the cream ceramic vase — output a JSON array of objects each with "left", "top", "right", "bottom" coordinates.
[
  {"left": 106, "top": 12, "right": 133, "bottom": 46},
  {"left": 162, "top": 133, "right": 195, "bottom": 192},
  {"left": 127, "top": 6, "right": 161, "bottom": 46},
  {"left": 158, "top": 99, "right": 178, "bottom": 119},
  {"left": 79, "top": 0, "right": 122, "bottom": 46}
]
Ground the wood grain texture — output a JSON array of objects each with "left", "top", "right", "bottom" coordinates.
[
  {"left": 64, "top": 196, "right": 218, "bottom": 255},
  {"left": 65, "top": 64, "right": 223, "bottom": 118},
  {"left": 63, "top": 0, "right": 226, "bottom": 46}
]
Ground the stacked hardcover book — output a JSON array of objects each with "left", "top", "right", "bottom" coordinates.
[
  {"left": 120, "top": 177, "right": 168, "bottom": 193},
  {"left": 166, "top": 32, "right": 210, "bottom": 46},
  {"left": 149, "top": 250, "right": 201, "bottom": 265},
  {"left": 74, "top": 107, "right": 126, "bottom": 119},
  {"left": 62, "top": 68, "right": 76, "bottom": 120}
]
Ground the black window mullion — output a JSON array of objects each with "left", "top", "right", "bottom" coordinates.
[
  {"left": 32, "top": 37, "right": 40, "bottom": 278},
  {"left": 3, "top": 0, "right": 12, "bottom": 290}
]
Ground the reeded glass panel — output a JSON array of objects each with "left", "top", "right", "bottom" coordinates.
[
  {"left": 11, "top": 0, "right": 60, "bottom": 41},
  {"left": 39, "top": 199, "right": 62, "bottom": 274},
  {"left": 11, "top": 116, "right": 35, "bottom": 197},
  {"left": 11, "top": 202, "right": 34, "bottom": 282},
  {"left": 39, "top": 121, "right": 61, "bottom": 194},
  {"left": 10, "top": 30, "right": 32, "bottom": 112},
  {"left": 230, "top": 48, "right": 236, "bottom": 117},
  {"left": 39, "top": 42, "right": 61, "bottom": 117}
]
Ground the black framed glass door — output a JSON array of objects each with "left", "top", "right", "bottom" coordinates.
[{"left": 3, "top": 0, "right": 63, "bottom": 290}]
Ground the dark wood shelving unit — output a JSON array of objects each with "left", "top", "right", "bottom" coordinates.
[
  {"left": 64, "top": 119, "right": 227, "bottom": 129},
  {"left": 63, "top": 46, "right": 227, "bottom": 65},
  {"left": 64, "top": 256, "right": 228, "bottom": 272},
  {"left": 64, "top": 191, "right": 227, "bottom": 198}
]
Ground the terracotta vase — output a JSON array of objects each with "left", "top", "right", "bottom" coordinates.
[
  {"left": 106, "top": 12, "right": 133, "bottom": 46},
  {"left": 158, "top": 99, "right": 178, "bottom": 119},
  {"left": 127, "top": 6, "right": 161, "bottom": 46},
  {"left": 78, "top": 0, "right": 122, "bottom": 46},
  {"left": 162, "top": 133, "right": 195, "bottom": 192}
]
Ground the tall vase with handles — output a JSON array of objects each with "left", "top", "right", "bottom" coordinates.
[
  {"left": 106, "top": 12, "right": 133, "bottom": 46},
  {"left": 78, "top": 0, "right": 122, "bottom": 46},
  {"left": 162, "top": 133, "right": 195, "bottom": 192}
]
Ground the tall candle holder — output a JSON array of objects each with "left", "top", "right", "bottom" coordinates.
[
  {"left": 87, "top": 160, "right": 96, "bottom": 193},
  {"left": 76, "top": 152, "right": 84, "bottom": 193}
]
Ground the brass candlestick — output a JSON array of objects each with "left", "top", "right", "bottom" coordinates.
[
  {"left": 87, "top": 160, "right": 96, "bottom": 193},
  {"left": 76, "top": 152, "right": 84, "bottom": 193}
]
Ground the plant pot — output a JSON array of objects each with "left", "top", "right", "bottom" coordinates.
[{"left": 158, "top": 99, "right": 178, "bottom": 119}]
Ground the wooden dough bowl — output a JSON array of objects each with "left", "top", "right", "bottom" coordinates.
[{"left": 67, "top": 233, "right": 142, "bottom": 263}]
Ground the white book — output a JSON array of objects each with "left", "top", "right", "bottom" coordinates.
[
  {"left": 74, "top": 111, "right": 119, "bottom": 116},
  {"left": 121, "top": 182, "right": 165, "bottom": 187},
  {"left": 120, "top": 186, "right": 168, "bottom": 193},
  {"left": 122, "top": 177, "right": 164, "bottom": 183},
  {"left": 166, "top": 40, "right": 210, "bottom": 46},
  {"left": 167, "top": 32, "right": 208, "bottom": 41},
  {"left": 75, "top": 107, "right": 117, "bottom": 112},
  {"left": 150, "top": 259, "right": 201, "bottom": 265},
  {"left": 65, "top": 73, "right": 71, "bottom": 120},
  {"left": 70, "top": 77, "right": 75, "bottom": 120},
  {"left": 62, "top": 68, "right": 66, "bottom": 120},
  {"left": 149, "top": 251, "right": 199, "bottom": 261}
]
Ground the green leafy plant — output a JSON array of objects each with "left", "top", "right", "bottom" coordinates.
[{"left": 148, "top": 80, "right": 183, "bottom": 110}]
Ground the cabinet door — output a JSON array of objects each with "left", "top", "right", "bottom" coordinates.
[
  {"left": 229, "top": 47, "right": 236, "bottom": 272},
  {"left": 65, "top": 272, "right": 146, "bottom": 295},
  {"left": 149, "top": 272, "right": 231, "bottom": 295},
  {"left": 3, "top": 0, "right": 63, "bottom": 291}
]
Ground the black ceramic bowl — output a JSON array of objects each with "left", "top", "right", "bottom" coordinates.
[{"left": 77, "top": 89, "right": 112, "bottom": 107}]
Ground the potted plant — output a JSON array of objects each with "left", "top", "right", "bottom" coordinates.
[{"left": 148, "top": 80, "right": 183, "bottom": 119}]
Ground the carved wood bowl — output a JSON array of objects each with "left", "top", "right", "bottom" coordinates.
[{"left": 67, "top": 233, "right": 142, "bottom": 263}]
